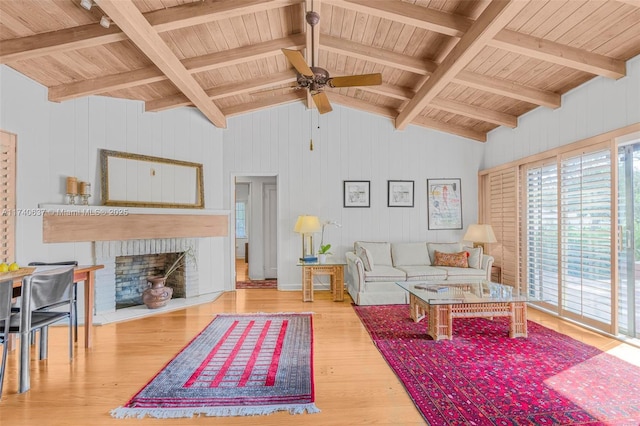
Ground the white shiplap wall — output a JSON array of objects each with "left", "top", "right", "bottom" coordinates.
[
  {"left": 483, "top": 55, "right": 640, "bottom": 168},
  {"left": 223, "top": 104, "right": 485, "bottom": 289},
  {"left": 0, "top": 66, "right": 227, "bottom": 311}
]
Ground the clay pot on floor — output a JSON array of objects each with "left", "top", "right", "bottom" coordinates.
[{"left": 143, "top": 276, "right": 173, "bottom": 309}]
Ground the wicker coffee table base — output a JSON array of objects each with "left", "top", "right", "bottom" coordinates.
[{"left": 409, "top": 294, "right": 528, "bottom": 341}]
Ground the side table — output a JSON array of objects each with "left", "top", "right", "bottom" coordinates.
[{"left": 297, "top": 262, "right": 345, "bottom": 302}]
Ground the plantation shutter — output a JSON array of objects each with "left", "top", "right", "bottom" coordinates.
[
  {"left": 484, "top": 167, "right": 519, "bottom": 287},
  {"left": 560, "top": 146, "right": 613, "bottom": 331},
  {"left": 1, "top": 131, "right": 16, "bottom": 263},
  {"left": 524, "top": 160, "right": 559, "bottom": 311}
]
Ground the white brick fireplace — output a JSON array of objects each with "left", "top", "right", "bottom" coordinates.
[{"left": 94, "top": 238, "right": 199, "bottom": 315}]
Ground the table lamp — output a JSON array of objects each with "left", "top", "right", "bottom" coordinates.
[
  {"left": 294, "top": 215, "right": 321, "bottom": 261},
  {"left": 463, "top": 224, "right": 497, "bottom": 252}
]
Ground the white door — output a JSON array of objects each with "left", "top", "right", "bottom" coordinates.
[{"left": 263, "top": 183, "right": 277, "bottom": 279}]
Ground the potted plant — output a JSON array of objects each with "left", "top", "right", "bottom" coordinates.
[
  {"left": 317, "top": 244, "right": 332, "bottom": 264},
  {"left": 144, "top": 247, "right": 196, "bottom": 309}
]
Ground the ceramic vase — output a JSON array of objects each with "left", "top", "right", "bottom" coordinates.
[
  {"left": 318, "top": 254, "right": 327, "bottom": 264},
  {"left": 143, "top": 276, "right": 173, "bottom": 309}
]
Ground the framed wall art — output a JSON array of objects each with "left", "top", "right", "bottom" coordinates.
[
  {"left": 427, "top": 178, "right": 462, "bottom": 229},
  {"left": 387, "top": 180, "right": 414, "bottom": 207},
  {"left": 344, "top": 181, "right": 370, "bottom": 208}
]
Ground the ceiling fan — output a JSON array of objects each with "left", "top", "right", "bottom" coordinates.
[{"left": 280, "top": 9, "right": 382, "bottom": 114}]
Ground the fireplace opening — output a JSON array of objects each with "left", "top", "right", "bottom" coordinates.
[{"left": 115, "top": 252, "right": 186, "bottom": 309}]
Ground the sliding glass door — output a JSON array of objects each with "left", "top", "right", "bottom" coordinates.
[{"left": 617, "top": 142, "right": 640, "bottom": 339}]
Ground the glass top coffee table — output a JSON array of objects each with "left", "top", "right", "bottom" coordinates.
[{"left": 396, "top": 281, "right": 530, "bottom": 341}]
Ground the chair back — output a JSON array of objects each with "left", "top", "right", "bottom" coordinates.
[
  {"left": 23, "top": 267, "right": 74, "bottom": 311},
  {"left": 0, "top": 279, "right": 12, "bottom": 321}
]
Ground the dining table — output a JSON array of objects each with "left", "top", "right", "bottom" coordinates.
[{"left": 8, "top": 264, "right": 104, "bottom": 393}]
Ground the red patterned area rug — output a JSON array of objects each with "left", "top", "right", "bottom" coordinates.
[
  {"left": 111, "top": 313, "right": 318, "bottom": 419},
  {"left": 236, "top": 280, "right": 278, "bottom": 289},
  {"left": 354, "top": 305, "right": 640, "bottom": 425}
]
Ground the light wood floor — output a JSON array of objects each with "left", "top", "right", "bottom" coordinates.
[{"left": 1, "top": 289, "right": 639, "bottom": 426}]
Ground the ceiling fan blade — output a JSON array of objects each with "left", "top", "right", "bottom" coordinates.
[
  {"left": 312, "top": 92, "right": 332, "bottom": 114},
  {"left": 281, "top": 49, "right": 314, "bottom": 77},
  {"left": 328, "top": 73, "right": 382, "bottom": 88}
]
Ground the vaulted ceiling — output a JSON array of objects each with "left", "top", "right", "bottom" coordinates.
[{"left": 1, "top": 0, "right": 639, "bottom": 142}]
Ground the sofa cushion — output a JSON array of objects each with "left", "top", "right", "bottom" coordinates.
[
  {"left": 355, "top": 241, "right": 393, "bottom": 266},
  {"left": 395, "top": 265, "right": 447, "bottom": 281},
  {"left": 357, "top": 246, "right": 374, "bottom": 271},
  {"left": 363, "top": 265, "right": 406, "bottom": 282},
  {"left": 391, "top": 242, "right": 430, "bottom": 266},
  {"left": 433, "top": 251, "right": 469, "bottom": 268},
  {"left": 436, "top": 266, "right": 487, "bottom": 279},
  {"left": 427, "top": 242, "right": 463, "bottom": 265},
  {"left": 464, "top": 246, "right": 482, "bottom": 269}
]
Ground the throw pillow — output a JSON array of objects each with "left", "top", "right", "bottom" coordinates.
[
  {"left": 433, "top": 250, "right": 469, "bottom": 268},
  {"left": 357, "top": 246, "right": 374, "bottom": 271},
  {"left": 464, "top": 246, "right": 482, "bottom": 269}
]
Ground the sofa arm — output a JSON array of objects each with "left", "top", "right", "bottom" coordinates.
[
  {"left": 345, "top": 252, "right": 365, "bottom": 293},
  {"left": 481, "top": 254, "right": 495, "bottom": 280}
]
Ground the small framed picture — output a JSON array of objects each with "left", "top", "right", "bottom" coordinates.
[
  {"left": 344, "top": 181, "right": 370, "bottom": 208},
  {"left": 427, "top": 178, "right": 462, "bottom": 230},
  {"left": 387, "top": 180, "right": 414, "bottom": 207}
]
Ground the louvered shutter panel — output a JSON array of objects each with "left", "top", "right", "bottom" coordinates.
[
  {"left": 0, "top": 131, "right": 16, "bottom": 263},
  {"left": 484, "top": 167, "right": 519, "bottom": 287}
]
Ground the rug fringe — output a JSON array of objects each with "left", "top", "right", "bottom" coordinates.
[{"left": 110, "top": 403, "right": 320, "bottom": 419}]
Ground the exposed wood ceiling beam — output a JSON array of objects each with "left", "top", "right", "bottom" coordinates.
[
  {"left": 0, "top": 0, "right": 302, "bottom": 64},
  {"left": 453, "top": 71, "right": 560, "bottom": 109},
  {"left": 146, "top": 71, "right": 297, "bottom": 111},
  {"left": 48, "top": 34, "right": 305, "bottom": 102},
  {"left": 223, "top": 91, "right": 306, "bottom": 117},
  {"left": 303, "top": 0, "right": 321, "bottom": 109},
  {"left": 95, "top": 0, "right": 226, "bottom": 128},
  {"left": 353, "top": 82, "right": 517, "bottom": 128},
  {"left": 413, "top": 115, "right": 487, "bottom": 142},
  {"left": 430, "top": 98, "right": 517, "bottom": 128},
  {"left": 326, "top": 92, "right": 397, "bottom": 119},
  {"left": 395, "top": 1, "right": 529, "bottom": 130},
  {"left": 489, "top": 30, "right": 626, "bottom": 79},
  {"left": 324, "top": 0, "right": 472, "bottom": 37},
  {"left": 321, "top": 36, "right": 560, "bottom": 108},
  {"left": 322, "top": 35, "right": 437, "bottom": 75},
  {"left": 330, "top": 1, "right": 624, "bottom": 80}
]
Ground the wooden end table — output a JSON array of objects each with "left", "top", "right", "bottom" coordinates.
[{"left": 297, "top": 262, "right": 345, "bottom": 302}]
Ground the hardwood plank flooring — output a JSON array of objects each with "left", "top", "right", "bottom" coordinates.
[{"left": 1, "top": 289, "right": 639, "bottom": 425}]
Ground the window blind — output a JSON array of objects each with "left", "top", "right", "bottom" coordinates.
[
  {"left": 0, "top": 131, "right": 16, "bottom": 263},
  {"left": 560, "top": 148, "right": 613, "bottom": 328},
  {"left": 525, "top": 160, "right": 559, "bottom": 309}
]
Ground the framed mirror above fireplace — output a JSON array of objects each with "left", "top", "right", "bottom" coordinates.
[{"left": 100, "top": 149, "right": 204, "bottom": 208}]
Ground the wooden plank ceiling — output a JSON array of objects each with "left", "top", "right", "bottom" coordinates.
[{"left": 1, "top": 0, "right": 639, "bottom": 142}]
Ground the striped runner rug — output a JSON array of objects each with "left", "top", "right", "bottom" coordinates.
[{"left": 111, "top": 313, "right": 318, "bottom": 418}]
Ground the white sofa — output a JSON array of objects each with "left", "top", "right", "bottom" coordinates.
[{"left": 345, "top": 241, "right": 494, "bottom": 305}]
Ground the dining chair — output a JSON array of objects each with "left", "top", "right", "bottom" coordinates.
[
  {"left": 0, "top": 279, "right": 14, "bottom": 399},
  {"left": 4, "top": 267, "right": 75, "bottom": 393},
  {"left": 28, "top": 261, "right": 78, "bottom": 342}
]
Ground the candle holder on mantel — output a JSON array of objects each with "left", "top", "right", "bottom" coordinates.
[
  {"left": 79, "top": 181, "right": 91, "bottom": 205},
  {"left": 66, "top": 177, "right": 78, "bottom": 205}
]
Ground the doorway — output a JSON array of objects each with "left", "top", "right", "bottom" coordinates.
[
  {"left": 234, "top": 176, "right": 278, "bottom": 289},
  {"left": 617, "top": 140, "right": 640, "bottom": 339}
]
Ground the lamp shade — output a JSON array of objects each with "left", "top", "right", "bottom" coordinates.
[
  {"left": 294, "top": 215, "right": 321, "bottom": 233},
  {"left": 463, "top": 224, "right": 497, "bottom": 244}
]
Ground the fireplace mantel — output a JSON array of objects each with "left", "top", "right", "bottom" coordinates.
[{"left": 39, "top": 204, "right": 228, "bottom": 243}]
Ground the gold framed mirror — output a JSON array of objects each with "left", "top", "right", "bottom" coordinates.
[{"left": 100, "top": 149, "right": 204, "bottom": 209}]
